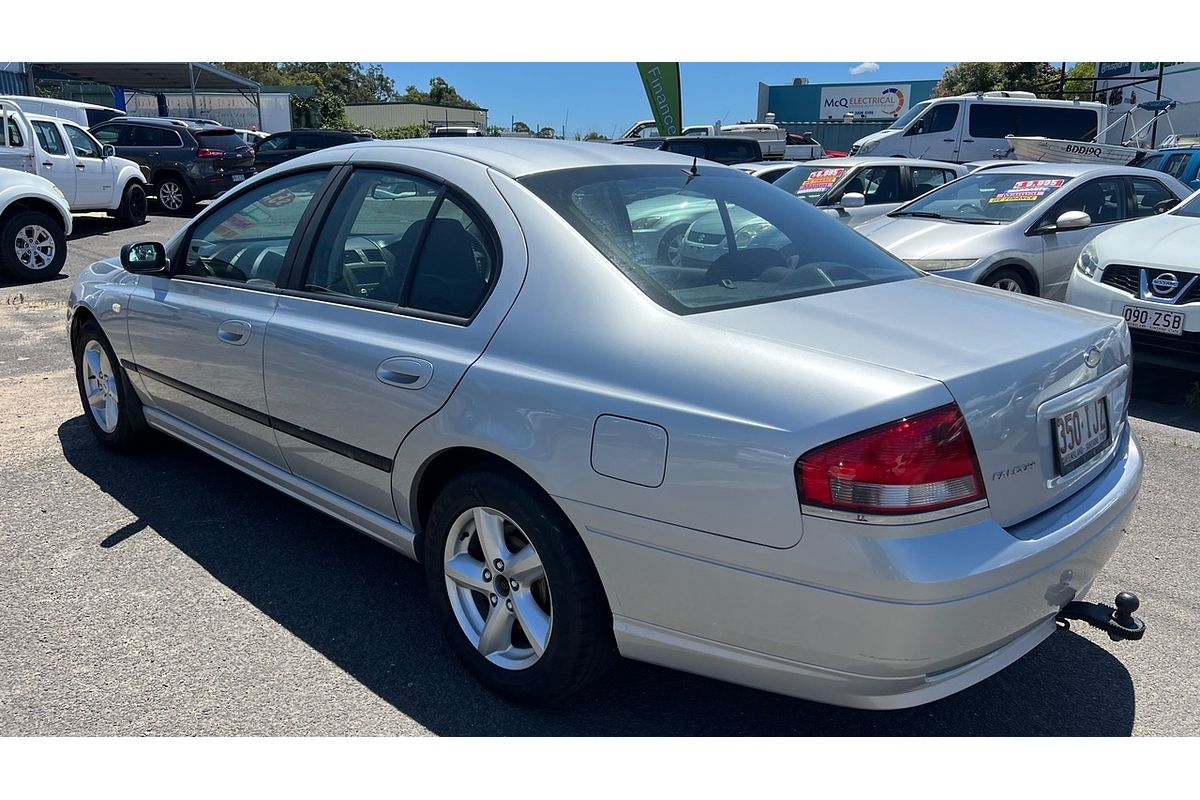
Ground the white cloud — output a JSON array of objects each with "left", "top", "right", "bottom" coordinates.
[{"left": 849, "top": 62, "right": 880, "bottom": 76}]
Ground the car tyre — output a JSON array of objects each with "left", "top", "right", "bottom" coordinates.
[
  {"left": 423, "top": 469, "right": 616, "bottom": 704},
  {"left": 985, "top": 267, "right": 1031, "bottom": 295},
  {"left": 155, "top": 176, "right": 193, "bottom": 214},
  {"left": 115, "top": 181, "right": 148, "bottom": 226},
  {"left": 0, "top": 210, "right": 66, "bottom": 281},
  {"left": 73, "top": 318, "right": 149, "bottom": 450}
]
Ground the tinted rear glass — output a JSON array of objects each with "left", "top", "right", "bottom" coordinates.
[
  {"left": 520, "top": 165, "right": 916, "bottom": 314},
  {"left": 968, "top": 104, "right": 1099, "bottom": 140},
  {"left": 195, "top": 130, "right": 249, "bottom": 151},
  {"left": 86, "top": 109, "right": 124, "bottom": 127}
]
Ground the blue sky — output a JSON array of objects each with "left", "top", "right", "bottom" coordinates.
[{"left": 381, "top": 62, "right": 954, "bottom": 137}]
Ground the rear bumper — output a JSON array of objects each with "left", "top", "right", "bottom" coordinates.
[{"left": 566, "top": 427, "right": 1142, "bottom": 709}]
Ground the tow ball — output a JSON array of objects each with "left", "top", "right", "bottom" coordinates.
[{"left": 1056, "top": 591, "right": 1146, "bottom": 641}]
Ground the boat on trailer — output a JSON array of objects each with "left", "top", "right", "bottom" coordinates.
[{"left": 1006, "top": 99, "right": 1176, "bottom": 166}]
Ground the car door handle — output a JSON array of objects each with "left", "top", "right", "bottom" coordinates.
[
  {"left": 376, "top": 356, "right": 433, "bottom": 390},
  {"left": 216, "top": 320, "right": 252, "bottom": 346},
  {"left": 962, "top": 139, "right": 975, "bottom": 143},
  {"left": 41, "top": 161, "right": 53, "bottom": 168},
  {"left": 76, "top": 164, "right": 86, "bottom": 170}
]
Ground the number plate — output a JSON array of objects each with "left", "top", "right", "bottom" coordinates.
[
  {"left": 1053, "top": 397, "right": 1111, "bottom": 476},
  {"left": 231, "top": 174, "right": 246, "bottom": 183},
  {"left": 1123, "top": 305, "right": 1184, "bottom": 336}
]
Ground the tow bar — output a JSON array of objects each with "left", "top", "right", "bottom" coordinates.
[{"left": 1056, "top": 591, "right": 1146, "bottom": 641}]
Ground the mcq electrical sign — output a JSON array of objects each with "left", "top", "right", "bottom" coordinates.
[{"left": 820, "top": 84, "right": 910, "bottom": 120}]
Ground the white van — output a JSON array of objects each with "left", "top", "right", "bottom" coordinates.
[
  {"left": 0, "top": 95, "right": 125, "bottom": 129},
  {"left": 850, "top": 91, "right": 1107, "bottom": 163}
]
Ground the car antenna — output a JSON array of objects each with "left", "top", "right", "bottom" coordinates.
[{"left": 683, "top": 156, "right": 700, "bottom": 182}]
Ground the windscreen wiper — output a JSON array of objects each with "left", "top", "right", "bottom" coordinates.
[{"left": 892, "top": 210, "right": 944, "bottom": 219}]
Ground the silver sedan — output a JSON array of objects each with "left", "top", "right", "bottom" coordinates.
[
  {"left": 68, "top": 138, "right": 1143, "bottom": 709},
  {"left": 856, "top": 163, "right": 1190, "bottom": 297}
]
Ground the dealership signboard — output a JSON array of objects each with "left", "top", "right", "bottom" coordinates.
[{"left": 819, "top": 84, "right": 910, "bottom": 120}]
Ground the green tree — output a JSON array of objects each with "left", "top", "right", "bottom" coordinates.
[
  {"left": 1063, "top": 62, "right": 1097, "bottom": 101},
  {"left": 933, "top": 62, "right": 1061, "bottom": 97},
  {"left": 216, "top": 62, "right": 397, "bottom": 128},
  {"left": 537, "top": 127, "right": 557, "bottom": 139},
  {"left": 583, "top": 130, "right": 608, "bottom": 141},
  {"left": 401, "top": 76, "right": 480, "bottom": 109},
  {"left": 512, "top": 121, "right": 530, "bottom": 133},
  {"left": 373, "top": 124, "right": 428, "bottom": 140}
]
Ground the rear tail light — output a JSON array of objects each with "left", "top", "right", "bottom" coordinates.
[
  {"left": 796, "top": 404, "right": 985, "bottom": 516},
  {"left": 196, "top": 148, "right": 224, "bottom": 158}
]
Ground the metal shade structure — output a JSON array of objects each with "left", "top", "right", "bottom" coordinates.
[{"left": 28, "top": 62, "right": 263, "bottom": 127}]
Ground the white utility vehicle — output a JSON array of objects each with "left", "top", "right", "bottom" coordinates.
[
  {"left": 0, "top": 168, "right": 72, "bottom": 280},
  {"left": 0, "top": 95, "right": 125, "bottom": 128},
  {"left": 0, "top": 100, "right": 147, "bottom": 226},
  {"left": 851, "top": 91, "right": 1108, "bottom": 163}
]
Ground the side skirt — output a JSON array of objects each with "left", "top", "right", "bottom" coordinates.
[{"left": 142, "top": 407, "right": 419, "bottom": 561}]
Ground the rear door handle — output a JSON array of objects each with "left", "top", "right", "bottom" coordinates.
[
  {"left": 962, "top": 139, "right": 975, "bottom": 143},
  {"left": 943, "top": 138, "right": 955, "bottom": 142},
  {"left": 376, "top": 356, "right": 433, "bottom": 390},
  {"left": 217, "top": 319, "right": 252, "bottom": 346},
  {"left": 76, "top": 164, "right": 86, "bottom": 170},
  {"left": 41, "top": 161, "right": 53, "bottom": 168}
]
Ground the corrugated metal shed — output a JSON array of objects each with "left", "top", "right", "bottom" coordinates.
[{"left": 346, "top": 101, "right": 488, "bottom": 131}]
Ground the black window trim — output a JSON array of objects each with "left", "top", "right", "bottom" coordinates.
[
  {"left": 1025, "top": 176, "right": 1127, "bottom": 236},
  {"left": 1125, "top": 174, "right": 1176, "bottom": 219},
  {"left": 282, "top": 162, "right": 504, "bottom": 327}
]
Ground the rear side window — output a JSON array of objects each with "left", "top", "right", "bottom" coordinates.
[
  {"left": 1130, "top": 178, "right": 1173, "bottom": 218},
  {"left": 910, "top": 167, "right": 956, "bottom": 195},
  {"left": 969, "top": 104, "right": 1099, "bottom": 140},
  {"left": 258, "top": 133, "right": 291, "bottom": 151},
  {"left": 182, "top": 170, "right": 330, "bottom": 286},
  {"left": 194, "top": 130, "right": 249, "bottom": 152},
  {"left": 665, "top": 140, "right": 705, "bottom": 159},
  {"left": 32, "top": 121, "right": 65, "bottom": 155},
  {"left": 294, "top": 132, "right": 327, "bottom": 150},
  {"left": 129, "top": 126, "right": 182, "bottom": 147},
  {"left": 3, "top": 117, "right": 24, "bottom": 147},
  {"left": 1161, "top": 153, "right": 1191, "bottom": 179},
  {"left": 303, "top": 169, "right": 496, "bottom": 318}
]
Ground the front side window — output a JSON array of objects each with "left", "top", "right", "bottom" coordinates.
[
  {"left": 258, "top": 133, "right": 291, "bottom": 152},
  {"left": 32, "top": 121, "right": 65, "bottom": 155},
  {"left": 304, "top": 169, "right": 497, "bottom": 318},
  {"left": 63, "top": 124, "right": 101, "bottom": 159},
  {"left": 521, "top": 165, "right": 916, "bottom": 314},
  {"left": 1130, "top": 178, "right": 1173, "bottom": 218},
  {"left": 181, "top": 170, "right": 329, "bottom": 285},
  {"left": 906, "top": 103, "right": 959, "bottom": 136},
  {"left": 841, "top": 166, "right": 902, "bottom": 204},
  {"left": 91, "top": 125, "right": 121, "bottom": 145},
  {"left": 1046, "top": 178, "right": 1125, "bottom": 225},
  {"left": 894, "top": 171, "right": 1069, "bottom": 223},
  {"left": 889, "top": 101, "right": 930, "bottom": 131},
  {"left": 1161, "top": 153, "right": 1191, "bottom": 180}
]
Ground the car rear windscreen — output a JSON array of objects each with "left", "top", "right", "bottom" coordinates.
[{"left": 195, "top": 130, "right": 250, "bottom": 152}]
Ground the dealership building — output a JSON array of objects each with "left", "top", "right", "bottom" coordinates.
[{"left": 756, "top": 78, "right": 939, "bottom": 151}]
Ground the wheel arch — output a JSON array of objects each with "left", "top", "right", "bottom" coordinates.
[
  {"left": 980, "top": 261, "right": 1039, "bottom": 295},
  {"left": 0, "top": 195, "right": 71, "bottom": 236}
]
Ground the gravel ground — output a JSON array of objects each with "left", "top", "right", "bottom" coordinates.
[{"left": 1, "top": 209, "right": 1198, "bottom": 735}]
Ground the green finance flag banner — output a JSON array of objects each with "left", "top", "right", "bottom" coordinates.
[{"left": 636, "top": 63, "right": 683, "bottom": 137}]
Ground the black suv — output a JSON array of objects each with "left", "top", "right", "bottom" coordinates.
[
  {"left": 90, "top": 117, "right": 255, "bottom": 213},
  {"left": 253, "top": 129, "right": 375, "bottom": 172},
  {"left": 615, "top": 136, "right": 763, "bottom": 165}
]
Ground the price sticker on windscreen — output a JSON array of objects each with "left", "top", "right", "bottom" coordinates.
[
  {"left": 987, "top": 179, "right": 1065, "bottom": 204},
  {"left": 799, "top": 168, "right": 845, "bottom": 191}
]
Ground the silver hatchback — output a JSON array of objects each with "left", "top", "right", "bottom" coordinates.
[{"left": 68, "top": 139, "right": 1144, "bottom": 709}]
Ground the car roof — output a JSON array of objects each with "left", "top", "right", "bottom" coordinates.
[
  {"left": 969, "top": 162, "right": 1166, "bottom": 178},
  {"left": 116, "top": 116, "right": 214, "bottom": 130},
  {"left": 324, "top": 137, "right": 738, "bottom": 178},
  {"left": 732, "top": 161, "right": 795, "bottom": 170},
  {"left": 800, "top": 156, "right": 964, "bottom": 169}
]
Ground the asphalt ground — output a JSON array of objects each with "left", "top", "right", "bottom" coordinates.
[{"left": 2, "top": 207, "right": 1198, "bottom": 735}]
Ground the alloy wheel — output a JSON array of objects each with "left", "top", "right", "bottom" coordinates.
[
  {"left": 665, "top": 231, "right": 685, "bottom": 266},
  {"left": 993, "top": 277, "right": 1024, "bottom": 293},
  {"left": 443, "top": 506, "right": 553, "bottom": 670},
  {"left": 159, "top": 182, "right": 184, "bottom": 212},
  {"left": 81, "top": 340, "right": 120, "bottom": 433},
  {"left": 13, "top": 224, "right": 55, "bottom": 271}
]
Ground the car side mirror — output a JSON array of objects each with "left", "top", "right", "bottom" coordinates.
[
  {"left": 841, "top": 192, "right": 866, "bottom": 209},
  {"left": 102, "top": 144, "right": 116, "bottom": 158},
  {"left": 1153, "top": 198, "right": 1179, "bottom": 214},
  {"left": 121, "top": 242, "right": 168, "bottom": 274},
  {"left": 1053, "top": 210, "right": 1091, "bottom": 231}
]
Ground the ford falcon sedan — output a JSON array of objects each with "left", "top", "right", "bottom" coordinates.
[{"left": 68, "top": 138, "right": 1144, "bottom": 709}]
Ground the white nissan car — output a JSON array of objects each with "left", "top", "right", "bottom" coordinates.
[{"left": 1066, "top": 189, "right": 1200, "bottom": 372}]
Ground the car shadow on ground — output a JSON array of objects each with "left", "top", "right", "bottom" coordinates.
[
  {"left": 58, "top": 416, "right": 1137, "bottom": 736},
  {"left": 1130, "top": 364, "right": 1200, "bottom": 433}
]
